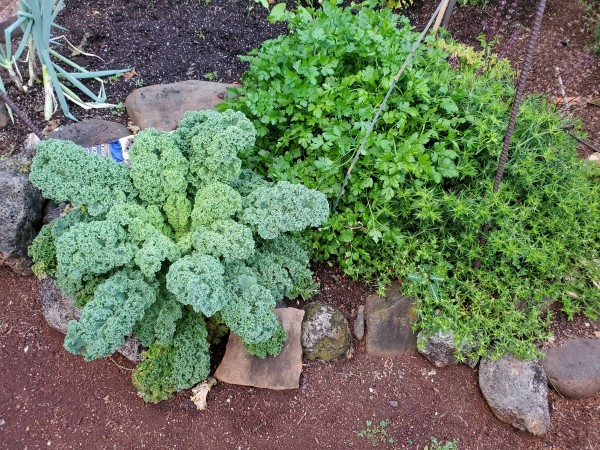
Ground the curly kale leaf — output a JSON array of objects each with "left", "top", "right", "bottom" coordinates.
[
  {"left": 166, "top": 253, "right": 229, "bottom": 317},
  {"left": 134, "top": 293, "right": 183, "bottom": 347},
  {"left": 64, "top": 270, "right": 157, "bottom": 361},
  {"left": 55, "top": 220, "right": 138, "bottom": 296},
  {"left": 135, "top": 233, "right": 181, "bottom": 278},
  {"left": 243, "top": 320, "right": 287, "bottom": 359},
  {"left": 190, "top": 182, "right": 242, "bottom": 229},
  {"left": 259, "top": 235, "right": 315, "bottom": 298},
  {"left": 106, "top": 203, "right": 172, "bottom": 242},
  {"left": 174, "top": 110, "right": 256, "bottom": 187},
  {"left": 29, "top": 139, "right": 134, "bottom": 216},
  {"left": 132, "top": 311, "right": 211, "bottom": 403},
  {"left": 221, "top": 273, "right": 278, "bottom": 344},
  {"left": 230, "top": 169, "right": 271, "bottom": 196},
  {"left": 28, "top": 223, "right": 57, "bottom": 278},
  {"left": 163, "top": 193, "right": 192, "bottom": 237},
  {"left": 192, "top": 219, "right": 255, "bottom": 262},
  {"left": 242, "top": 181, "right": 329, "bottom": 239},
  {"left": 128, "top": 128, "right": 188, "bottom": 205}
]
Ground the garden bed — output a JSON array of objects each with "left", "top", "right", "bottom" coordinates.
[{"left": 1, "top": 0, "right": 599, "bottom": 448}]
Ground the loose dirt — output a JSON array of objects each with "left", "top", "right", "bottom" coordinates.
[{"left": 1, "top": 0, "right": 599, "bottom": 448}]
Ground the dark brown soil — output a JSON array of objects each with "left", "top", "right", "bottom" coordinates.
[{"left": 1, "top": 0, "right": 599, "bottom": 448}]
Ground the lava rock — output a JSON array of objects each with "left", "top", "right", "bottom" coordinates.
[
  {"left": 49, "top": 119, "right": 130, "bottom": 147},
  {"left": 125, "top": 80, "right": 234, "bottom": 131},
  {"left": 417, "top": 330, "right": 479, "bottom": 368},
  {"left": 42, "top": 201, "right": 66, "bottom": 225},
  {"left": 301, "top": 302, "right": 352, "bottom": 362},
  {"left": 365, "top": 282, "right": 417, "bottom": 357},
  {"left": 543, "top": 338, "right": 600, "bottom": 399},
  {"left": 39, "top": 277, "right": 142, "bottom": 363},
  {"left": 214, "top": 308, "right": 305, "bottom": 390},
  {"left": 479, "top": 355, "right": 550, "bottom": 436},
  {"left": 0, "top": 99, "right": 8, "bottom": 127},
  {"left": 353, "top": 305, "right": 365, "bottom": 341},
  {"left": 0, "top": 157, "right": 43, "bottom": 275}
]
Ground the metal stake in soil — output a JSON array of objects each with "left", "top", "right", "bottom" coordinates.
[
  {"left": 475, "top": 0, "right": 547, "bottom": 269},
  {"left": 0, "top": 90, "right": 44, "bottom": 141}
]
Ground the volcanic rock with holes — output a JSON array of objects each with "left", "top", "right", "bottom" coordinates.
[
  {"left": 417, "top": 330, "right": 479, "bottom": 368},
  {"left": 479, "top": 355, "right": 550, "bottom": 436},
  {"left": 301, "top": 301, "right": 352, "bottom": 362},
  {"left": 214, "top": 308, "right": 305, "bottom": 389},
  {"left": 365, "top": 281, "right": 417, "bottom": 357},
  {"left": 0, "top": 156, "right": 43, "bottom": 275},
  {"left": 543, "top": 338, "right": 600, "bottom": 399}
]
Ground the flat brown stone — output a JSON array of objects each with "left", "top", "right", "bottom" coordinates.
[
  {"left": 365, "top": 281, "right": 417, "bottom": 357},
  {"left": 214, "top": 308, "right": 305, "bottom": 390},
  {"left": 125, "top": 80, "right": 234, "bottom": 131}
]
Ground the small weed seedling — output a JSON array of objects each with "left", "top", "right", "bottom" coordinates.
[
  {"left": 424, "top": 437, "right": 459, "bottom": 450},
  {"left": 203, "top": 71, "right": 219, "bottom": 81},
  {"left": 356, "top": 419, "right": 394, "bottom": 447}
]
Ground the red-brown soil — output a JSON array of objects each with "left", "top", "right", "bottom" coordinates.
[
  {"left": 1, "top": 0, "right": 599, "bottom": 448},
  {"left": 1, "top": 265, "right": 599, "bottom": 449}
]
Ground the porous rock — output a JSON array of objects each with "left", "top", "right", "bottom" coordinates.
[
  {"left": 39, "top": 277, "right": 142, "bottom": 363},
  {"left": 301, "top": 302, "right": 352, "bottom": 362},
  {"left": 125, "top": 80, "right": 234, "bottom": 131},
  {"left": 0, "top": 99, "right": 8, "bottom": 127},
  {"left": 417, "top": 330, "right": 479, "bottom": 368},
  {"left": 0, "top": 157, "right": 43, "bottom": 275},
  {"left": 543, "top": 338, "right": 600, "bottom": 399},
  {"left": 353, "top": 305, "right": 365, "bottom": 341},
  {"left": 214, "top": 308, "right": 304, "bottom": 390},
  {"left": 49, "top": 119, "right": 130, "bottom": 147},
  {"left": 365, "top": 281, "right": 417, "bottom": 357},
  {"left": 479, "top": 355, "right": 550, "bottom": 436}
]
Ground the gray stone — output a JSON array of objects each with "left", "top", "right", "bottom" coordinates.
[
  {"left": 543, "top": 338, "right": 600, "bottom": 399},
  {"left": 0, "top": 99, "right": 8, "bottom": 128},
  {"left": 353, "top": 305, "right": 365, "bottom": 341},
  {"left": 0, "top": 158, "right": 43, "bottom": 275},
  {"left": 365, "top": 282, "right": 417, "bottom": 357},
  {"left": 214, "top": 308, "right": 304, "bottom": 390},
  {"left": 39, "top": 277, "right": 142, "bottom": 363},
  {"left": 0, "top": 0, "right": 18, "bottom": 41},
  {"left": 417, "top": 330, "right": 479, "bottom": 368},
  {"left": 49, "top": 119, "right": 130, "bottom": 147},
  {"left": 42, "top": 202, "right": 66, "bottom": 225},
  {"left": 389, "top": 400, "right": 399, "bottom": 408},
  {"left": 301, "top": 302, "right": 352, "bottom": 362},
  {"left": 125, "top": 80, "right": 234, "bottom": 131},
  {"left": 479, "top": 355, "right": 550, "bottom": 436}
]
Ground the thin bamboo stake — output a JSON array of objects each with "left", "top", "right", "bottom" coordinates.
[
  {"left": 442, "top": 0, "right": 457, "bottom": 27},
  {"left": 331, "top": 0, "right": 448, "bottom": 212},
  {"left": 432, "top": 0, "right": 450, "bottom": 34}
]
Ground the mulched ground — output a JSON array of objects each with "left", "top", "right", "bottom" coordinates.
[{"left": 1, "top": 0, "right": 599, "bottom": 448}]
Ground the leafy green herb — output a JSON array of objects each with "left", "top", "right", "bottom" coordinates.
[{"left": 222, "top": 2, "right": 600, "bottom": 359}]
